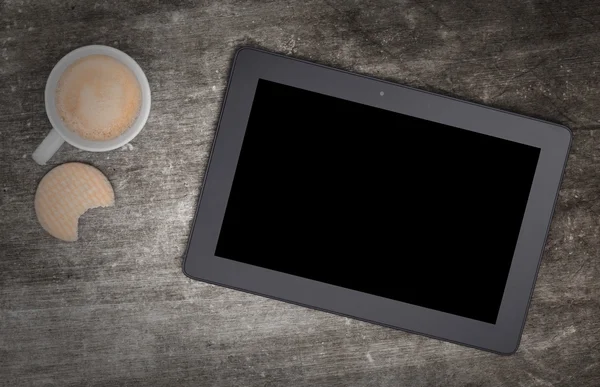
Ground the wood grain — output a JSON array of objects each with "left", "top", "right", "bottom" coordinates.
[{"left": 1, "top": 0, "right": 599, "bottom": 386}]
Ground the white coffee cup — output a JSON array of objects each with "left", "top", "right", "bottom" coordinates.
[{"left": 32, "top": 45, "right": 151, "bottom": 165}]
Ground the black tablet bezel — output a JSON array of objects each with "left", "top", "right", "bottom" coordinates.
[{"left": 183, "top": 47, "right": 571, "bottom": 354}]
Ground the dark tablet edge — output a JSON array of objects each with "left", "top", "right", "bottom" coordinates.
[
  {"left": 509, "top": 124, "right": 572, "bottom": 355},
  {"left": 182, "top": 45, "right": 573, "bottom": 356}
]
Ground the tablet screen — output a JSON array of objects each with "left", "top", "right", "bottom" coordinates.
[{"left": 215, "top": 79, "right": 540, "bottom": 324}]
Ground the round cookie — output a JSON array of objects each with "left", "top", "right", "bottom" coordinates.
[{"left": 35, "top": 163, "right": 115, "bottom": 241}]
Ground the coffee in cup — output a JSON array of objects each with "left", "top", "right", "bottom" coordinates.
[
  {"left": 32, "top": 45, "right": 151, "bottom": 166},
  {"left": 56, "top": 54, "right": 142, "bottom": 141}
]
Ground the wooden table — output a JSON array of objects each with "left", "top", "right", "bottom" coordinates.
[{"left": 1, "top": 1, "right": 599, "bottom": 385}]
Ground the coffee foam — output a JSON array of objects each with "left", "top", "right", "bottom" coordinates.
[{"left": 56, "top": 55, "right": 141, "bottom": 141}]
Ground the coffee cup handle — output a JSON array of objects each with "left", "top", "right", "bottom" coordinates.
[{"left": 32, "top": 128, "right": 64, "bottom": 165}]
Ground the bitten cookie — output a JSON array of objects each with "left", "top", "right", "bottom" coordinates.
[{"left": 35, "top": 163, "right": 114, "bottom": 241}]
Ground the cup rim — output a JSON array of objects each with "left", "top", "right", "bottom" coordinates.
[{"left": 45, "top": 45, "right": 151, "bottom": 152}]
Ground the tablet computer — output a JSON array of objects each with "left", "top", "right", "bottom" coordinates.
[{"left": 183, "top": 47, "right": 571, "bottom": 354}]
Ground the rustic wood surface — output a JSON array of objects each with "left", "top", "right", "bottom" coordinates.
[{"left": 1, "top": 0, "right": 599, "bottom": 386}]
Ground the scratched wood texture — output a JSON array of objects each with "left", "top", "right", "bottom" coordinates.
[{"left": 1, "top": 0, "right": 600, "bottom": 386}]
